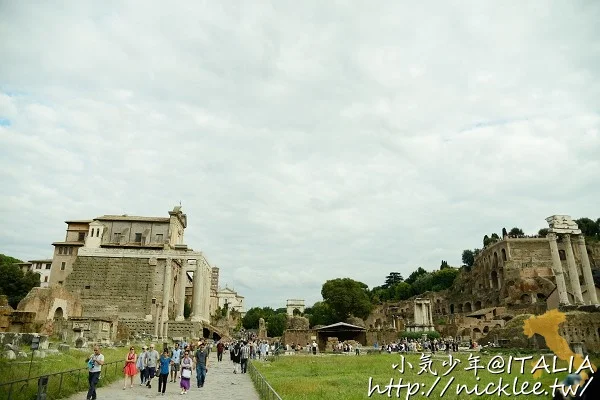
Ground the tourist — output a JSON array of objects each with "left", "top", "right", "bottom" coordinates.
[
  {"left": 240, "top": 341, "right": 250, "bottom": 373},
  {"left": 137, "top": 345, "right": 148, "bottom": 385},
  {"left": 145, "top": 343, "right": 159, "bottom": 389},
  {"left": 195, "top": 341, "right": 209, "bottom": 387},
  {"left": 180, "top": 350, "right": 193, "bottom": 394},
  {"left": 170, "top": 342, "right": 182, "bottom": 382},
  {"left": 311, "top": 340, "right": 318, "bottom": 355},
  {"left": 158, "top": 349, "right": 172, "bottom": 395},
  {"left": 232, "top": 341, "right": 241, "bottom": 373},
  {"left": 86, "top": 345, "right": 104, "bottom": 400},
  {"left": 216, "top": 340, "right": 224, "bottom": 362},
  {"left": 123, "top": 346, "right": 137, "bottom": 389}
]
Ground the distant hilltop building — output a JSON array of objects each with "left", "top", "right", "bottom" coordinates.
[
  {"left": 16, "top": 206, "right": 229, "bottom": 342},
  {"left": 14, "top": 259, "right": 52, "bottom": 288},
  {"left": 216, "top": 286, "right": 245, "bottom": 316}
]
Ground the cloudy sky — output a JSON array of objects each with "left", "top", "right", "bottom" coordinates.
[{"left": 1, "top": 1, "right": 599, "bottom": 309}]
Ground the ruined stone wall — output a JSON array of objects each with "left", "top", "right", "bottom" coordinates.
[
  {"left": 281, "top": 329, "right": 314, "bottom": 346},
  {"left": 64, "top": 256, "right": 156, "bottom": 319},
  {"left": 366, "top": 330, "right": 398, "bottom": 346}
]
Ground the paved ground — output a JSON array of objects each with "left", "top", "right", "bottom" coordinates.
[{"left": 65, "top": 352, "right": 260, "bottom": 400}]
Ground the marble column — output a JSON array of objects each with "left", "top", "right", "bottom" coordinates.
[
  {"left": 547, "top": 233, "right": 570, "bottom": 305},
  {"left": 161, "top": 258, "right": 172, "bottom": 326},
  {"left": 564, "top": 234, "right": 584, "bottom": 304},
  {"left": 175, "top": 259, "right": 187, "bottom": 321},
  {"left": 191, "top": 260, "right": 203, "bottom": 322},
  {"left": 577, "top": 235, "right": 599, "bottom": 304},
  {"left": 203, "top": 266, "right": 211, "bottom": 319}
]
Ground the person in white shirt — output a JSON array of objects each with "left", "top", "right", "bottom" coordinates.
[{"left": 86, "top": 346, "right": 104, "bottom": 400}]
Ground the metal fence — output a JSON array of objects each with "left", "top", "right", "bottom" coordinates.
[
  {"left": 248, "top": 360, "right": 283, "bottom": 400},
  {"left": 0, "top": 360, "right": 123, "bottom": 400}
]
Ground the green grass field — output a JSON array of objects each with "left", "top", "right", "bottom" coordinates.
[
  {"left": 252, "top": 352, "right": 599, "bottom": 400},
  {"left": 0, "top": 346, "right": 133, "bottom": 400}
]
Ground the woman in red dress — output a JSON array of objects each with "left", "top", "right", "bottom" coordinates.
[{"left": 123, "top": 346, "right": 138, "bottom": 389}]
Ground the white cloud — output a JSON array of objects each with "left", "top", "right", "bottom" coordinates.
[{"left": 0, "top": 1, "right": 599, "bottom": 309}]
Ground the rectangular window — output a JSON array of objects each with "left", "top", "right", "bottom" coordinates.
[
  {"left": 58, "top": 281, "right": 63, "bottom": 285},
  {"left": 58, "top": 247, "right": 63, "bottom": 255},
  {"left": 44, "top": 276, "right": 48, "bottom": 282},
  {"left": 155, "top": 234, "right": 163, "bottom": 243},
  {"left": 45, "top": 264, "right": 51, "bottom": 269},
  {"left": 61, "top": 262, "right": 66, "bottom": 270},
  {"left": 68, "top": 247, "right": 73, "bottom": 255},
  {"left": 113, "top": 233, "right": 121, "bottom": 243},
  {"left": 35, "top": 264, "right": 41, "bottom": 269},
  {"left": 85, "top": 285, "right": 91, "bottom": 289},
  {"left": 135, "top": 233, "right": 142, "bottom": 243},
  {"left": 78, "top": 232, "right": 85, "bottom": 241}
]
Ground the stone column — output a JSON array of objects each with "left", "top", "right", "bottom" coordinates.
[
  {"left": 191, "top": 260, "right": 203, "bottom": 322},
  {"left": 154, "top": 304, "right": 160, "bottom": 337},
  {"left": 161, "top": 258, "right": 172, "bottom": 327},
  {"left": 547, "top": 233, "right": 570, "bottom": 305},
  {"left": 428, "top": 303, "right": 434, "bottom": 326},
  {"left": 577, "top": 235, "right": 599, "bottom": 305},
  {"left": 564, "top": 234, "right": 584, "bottom": 304},
  {"left": 204, "top": 265, "right": 211, "bottom": 319},
  {"left": 175, "top": 259, "right": 187, "bottom": 321}
]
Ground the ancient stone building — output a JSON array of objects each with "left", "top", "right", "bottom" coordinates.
[
  {"left": 18, "top": 206, "right": 225, "bottom": 341},
  {"left": 367, "top": 215, "right": 600, "bottom": 349}
]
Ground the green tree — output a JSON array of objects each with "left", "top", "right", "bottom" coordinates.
[
  {"left": 461, "top": 250, "right": 475, "bottom": 268},
  {"left": 538, "top": 228, "right": 549, "bottom": 236},
  {"left": 509, "top": 227, "right": 524, "bottom": 236},
  {"left": 383, "top": 272, "right": 403, "bottom": 288},
  {"left": 411, "top": 273, "right": 434, "bottom": 295},
  {"left": 392, "top": 281, "right": 412, "bottom": 300},
  {"left": 405, "top": 267, "right": 428, "bottom": 285},
  {"left": 321, "top": 278, "right": 372, "bottom": 321},
  {"left": 576, "top": 217, "right": 599, "bottom": 238},
  {"left": 440, "top": 260, "right": 449, "bottom": 270},
  {"left": 430, "top": 268, "right": 459, "bottom": 291},
  {"left": 0, "top": 254, "right": 40, "bottom": 308},
  {"left": 304, "top": 301, "right": 336, "bottom": 327},
  {"left": 266, "top": 313, "right": 287, "bottom": 337},
  {"left": 242, "top": 306, "right": 275, "bottom": 329}
]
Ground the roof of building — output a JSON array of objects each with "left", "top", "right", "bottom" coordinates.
[
  {"left": 29, "top": 259, "right": 53, "bottom": 263},
  {"left": 315, "top": 322, "right": 366, "bottom": 331},
  {"left": 465, "top": 307, "right": 497, "bottom": 318},
  {"left": 95, "top": 215, "right": 171, "bottom": 222},
  {"left": 65, "top": 220, "right": 92, "bottom": 224},
  {"left": 52, "top": 242, "right": 85, "bottom": 246}
]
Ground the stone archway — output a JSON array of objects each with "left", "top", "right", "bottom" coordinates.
[
  {"left": 53, "top": 307, "right": 64, "bottom": 320},
  {"left": 483, "top": 326, "right": 489, "bottom": 333},
  {"left": 450, "top": 304, "right": 455, "bottom": 314},
  {"left": 491, "top": 271, "right": 498, "bottom": 290},
  {"left": 464, "top": 302, "right": 472, "bottom": 313},
  {"left": 474, "top": 301, "right": 482, "bottom": 310}
]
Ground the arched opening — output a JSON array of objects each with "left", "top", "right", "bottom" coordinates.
[
  {"left": 501, "top": 249, "right": 507, "bottom": 261},
  {"left": 450, "top": 304, "right": 455, "bottom": 314},
  {"left": 491, "top": 271, "right": 498, "bottom": 290},
  {"left": 495, "top": 324, "right": 502, "bottom": 329},
  {"left": 536, "top": 293, "right": 546, "bottom": 301},
  {"left": 293, "top": 308, "right": 301, "bottom": 316},
  {"left": 559, "top": 250, "right": 566, "bottom": 261},
  {"left": 483, "top": 326, "right": 489, "bottom": 333},
  {"left": 493, "top": 252, "right": 499, "bottom": 268},
  {"left": 458, "top": 304, "right": 463, "bottom": 313},
  {"left": 520, "top": 294, "right": 530, "bottom": 304},
  {"left": 475, "top": 301, "right": 482, "bottom": 310},
  {"left": 464, "top": 302, "right": 472, "bottom": 312},
  {"left": 212, "top": 331, "right": 221, "bottom": 341},
  {"left": 53, "top": 307, "right": 64, "bottom": 320},
  {"left": 202, "top": 327, "right": 210, "bottom": 338}
]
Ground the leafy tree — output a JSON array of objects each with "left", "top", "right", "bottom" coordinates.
[
  {"left": 392, "top": 282, "right": 412, "bottom": 300},
  {"left": 431, "top": 267, "right": 459, "bottom": 290},
  {"left": 440, "top": 260, "right": 449, "bottom": 270},
  {"left": 304, "top": 301, "right": 336, "bottom": 327},
  {"left": 509, "top": 227, "right": 524, "bottom": 236},
  {"left": 275, "top": 307, "right": 287, "bottom": 314},
  {"left": 242, "top": 306, "right": 275, "bottom": 329},
  {"left": 538, "top": 228, "right": 549, "bottom": 236},
  {"left": 383, "top": 272, "right": 404, "bottom": 288},
  {"left": 411, "top": 273, "right": 434, "bottom": 295},
  {"left": 576, "top": 218, "right": 599, "bottom": 238},
  {"left": 405, "top": 267, "right": 427, "bottom": 285},
  {"left": 491, "top": 233, "right": 500, "bottom": 241},
  {"left": 461, "top": 250, "right": 475, "bottom": 268},
  {"left": 266, "top": 313, "right": 287, "bottom": 337},
  {"left": 502, "top": 227, "right": 508, "bottom": 237},
  {"left": 321, "top": 278, "right": 372, "bottom": 321},
  {"left": 0, "top": 254, "right": 40, "bottom": 308},
  {"left": 483, "top": 235, "right": 490, "bottom": 247}
]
